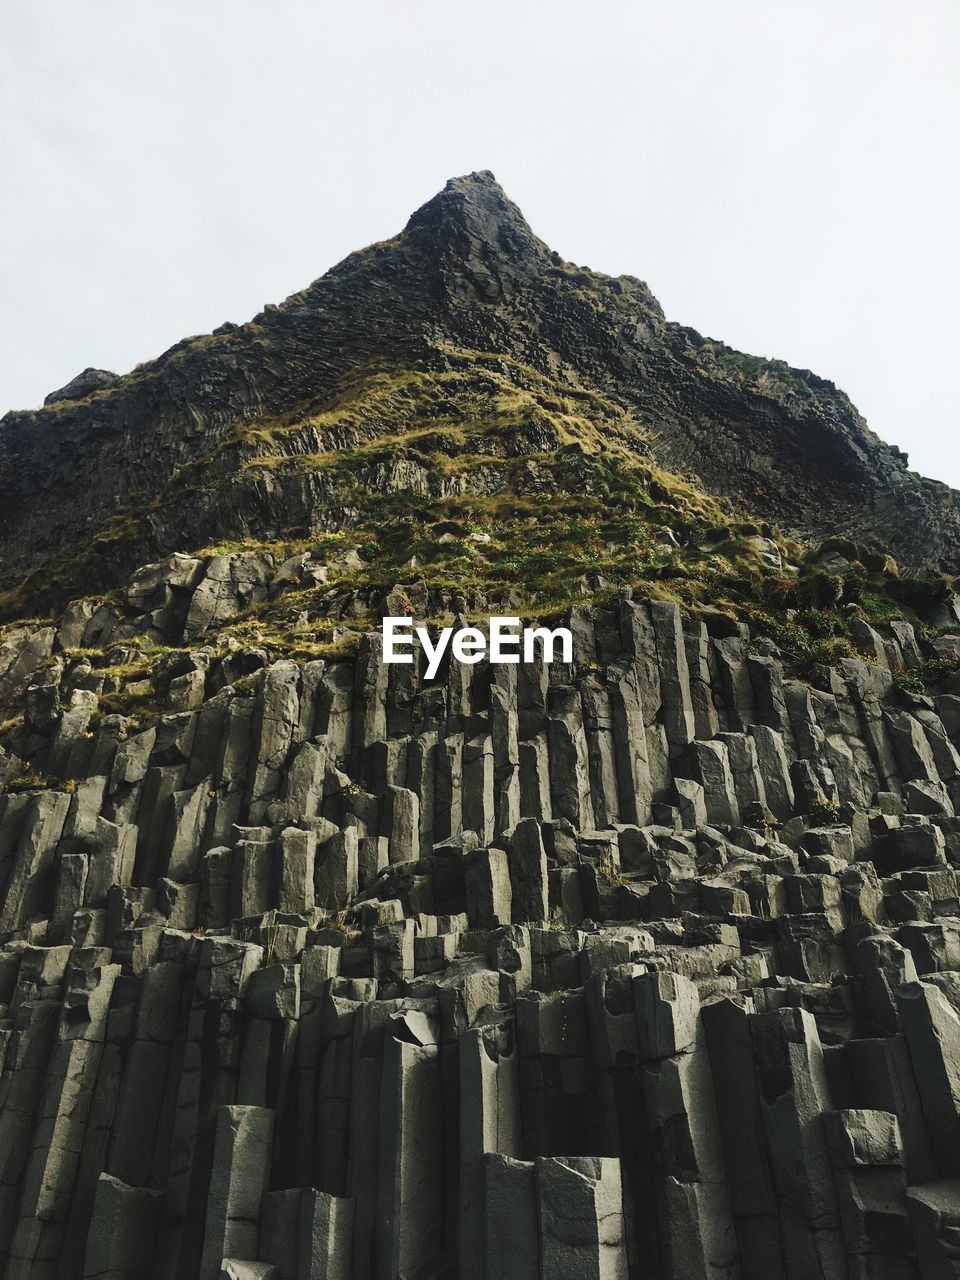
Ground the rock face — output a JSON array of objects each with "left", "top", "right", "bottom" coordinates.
[
  {"left": 43, "top": 366, "right": 119, "bottom": 405},
  {"left": 1, "top": 171, "right": 959, "bottom": 618},
  {"left": 2, "top": 174, "right": 960, "bottom": 1278},
  {"left": 0, "top": 583, "right": 956, "bottom": 1276}
]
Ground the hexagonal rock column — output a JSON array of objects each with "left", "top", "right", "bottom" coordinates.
[
  {"left": 536, "top": 1155, "right": 628, "bottom": 1280},
  {"left": 376, "top": 1009, "right": 444, "bottom": 1280},
  {"left": 199, "top": 1105, "right": 274, "bottom": 1280}
]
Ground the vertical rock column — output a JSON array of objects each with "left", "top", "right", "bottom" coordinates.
[
  {"left": 157, "top": 939, "right": 262, "bottom": 1279},
  {"left": 259, "top": 1187, "right": 354, "bottom": 1280},
  {"left": 491, "top": 662, "right": 521, "bottom": 836},
  {"left": 376, "top": 1009, "right": 444, "bottom": 1280},
  {"left": 546, "top": 687, "right": 595, "bottom": 831},
  {"left": 750, "top": 1007, "right": 846, "bottom": 1280},
  {"left": 298, "top": 1189, "right": 355, "bottom": 1280},
  {"left": 353, "top": 635, "right": 388, "bottom": 780},
  {"left": 199, "top": 1105, "right": 274, "bottom": 1280},
  {"left": 649, "top": 601, "right": 696, "bottom": 758},
  {"left": 463, "top": 735, "right": 495, "bottom": 844},
  {"left": 536, "top": 1156, "right": 628, "bottom": 1280},
  {"left": 823, "top": 1109, "right": 913, "bottom": 1277},
  {"left": 634, "top": 971, "right": 741, "bottom": 1280},
  {"left": 3, "top": 959, "right": 120, "bottom": 1280},
  {"left": 459, "top": 1019, "right": 521, "bottom": 1280},
  {"left": 606, "top": 662, "right": 653, "bottom": 826},
  {"left": 508, "top": 818, "right": 549, "bottom": 925},
  {"left": 246, "top": 661, "right": 301, "bottom": 824},
  {"left": 895, "top": 981, "right": 960, "bottom": 1176},
  {"left": 702, "top": 997, "right": 786, "bottom": 1280},
  {"left": 482, "top": 1154, "right": 540, "bottom": 1280},
  {"left": 0, "top": 999, "right": 61, "bottom": 1271},
  {"left": 0, "top": 791, "right": 71, "bottom": 933},
  {"left": 106, "top": 962, "right": 185, "bottom": 1188},
  {"left": 581, "top": 677, "right": 621, "bottom": 829},
  {"left": 346, "top": 1002, "right": 393, "bottom": 1280},
  {"left": 81, "top": 1173, "right": 162, "bottom": 1280},
  {"left": 683, "top": 618, "right": 720, "bottom": 741}
]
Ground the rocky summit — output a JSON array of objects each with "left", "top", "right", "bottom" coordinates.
[{"left": 0, "top": 175, "right": 959, "bottom": 1280}]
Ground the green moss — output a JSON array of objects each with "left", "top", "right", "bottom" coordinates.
[
  {"left": 3, "top": 771, "right": 77, "bottom": 795},
  {"left": 3, "top": 348, "right": 954, "bottom": 706},
  {"left": 694, "top": 338, "right": 820, "bottom": 401}
]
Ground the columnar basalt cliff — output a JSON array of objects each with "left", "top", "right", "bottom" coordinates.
[{"left": 1, "top": 176, "right": 960, "bottom": 1279}]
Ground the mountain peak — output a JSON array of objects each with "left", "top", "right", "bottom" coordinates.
[
  {"left": 2, "top": 173, "right": 960, "bottom": 613},
  {"left": 403, "top": 170, "right": 546, "bottom": 265}
]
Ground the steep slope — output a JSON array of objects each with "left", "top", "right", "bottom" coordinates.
[{"left": 2, "top": 171, "right": 959, "bottom": 623}]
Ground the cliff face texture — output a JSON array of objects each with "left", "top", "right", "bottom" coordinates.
[
  {"left": 2, "top": 171, "right": 960, "bottom": 617},
  {"left": 1, "top": 174, "right": 960, "bottom": 1280}
]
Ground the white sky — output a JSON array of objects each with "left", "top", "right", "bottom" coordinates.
[{"left": 1, "top": 1, "right": 958, "bottom": 485}]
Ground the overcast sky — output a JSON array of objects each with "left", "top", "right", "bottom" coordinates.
[{"left": 1, "top": 1, "right": 958, "bottom": 485}]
